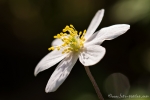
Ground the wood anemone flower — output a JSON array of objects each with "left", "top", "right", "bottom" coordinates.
[{"left": 34, "top": 9, "right": 130, "bottom": 93}]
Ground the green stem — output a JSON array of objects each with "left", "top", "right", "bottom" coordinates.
[{"left": 84, "top": 66, "right": 104, "bottom": 100}]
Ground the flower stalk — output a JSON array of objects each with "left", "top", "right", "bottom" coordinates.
[{"left": 84, "top": 66, "right": 104, "bottom": 100}]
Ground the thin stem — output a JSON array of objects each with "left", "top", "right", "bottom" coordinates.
[{"left": 84, "top": 66, "right": 104, "bottom": 100}]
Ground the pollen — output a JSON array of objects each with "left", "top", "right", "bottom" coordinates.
[{"left": 48, "top": 25, "right": 86, "bottom": 54}]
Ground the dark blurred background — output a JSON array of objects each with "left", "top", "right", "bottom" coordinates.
[{"left": 0, "top": 0, "right": 150, "bottom": 100}]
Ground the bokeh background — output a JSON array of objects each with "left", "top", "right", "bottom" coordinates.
[{"left": 0, "top": 0, "right": 150, "bottom": 100}]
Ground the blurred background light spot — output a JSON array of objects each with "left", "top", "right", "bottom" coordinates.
[
  {"left": 73, "top": 93, "right": 97, "bottom": 100},
  {"left": 104, "top": 73, "right": 130, "bottom": 95},
  {"left": 110, "top": 0, "right": 150, "bottom": 23}
]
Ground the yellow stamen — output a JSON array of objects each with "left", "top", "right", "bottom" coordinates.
[
  {"left": 48, "top": 25, "right": 86, "bottom": 54},
  {"left": 48, "top": 47, "right": 54, "bottom": 51}
]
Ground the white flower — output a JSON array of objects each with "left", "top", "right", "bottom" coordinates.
[{"left": 34, "top": 9, "right": 130, "bottom": 93}]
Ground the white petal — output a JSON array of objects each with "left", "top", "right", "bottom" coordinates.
[
  {"left": 79, "top": 45, "right": 106, "bottom": 66},
  {"left": 51, "top": 39, "right": 63, "bottom": 46},
  {"left": 85, "top": 9, "right": 104, "bottom": 40},
  {"left": 34, "top": 50, "right": 68, "bottom": 76},
  {"left": 45, "top": 52, "right": 78, "bottom": 92},
  {"left": 85, "top": 30, "right": 99, "bottom": 43},
  {"left": 85, "top": 24, "right": 130, "bottom": 46}
]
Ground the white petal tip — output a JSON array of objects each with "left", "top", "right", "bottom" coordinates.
[
  {"left": 34, "top": 72, "right": 37, "bottom": 77},
  {"left": 45, "top": 86, "right": 55, "bottom": 93},
  {"left": 100, "top": 9, "right": 105, "bottom": 12},
  {"left": 45, "top": 86, "right": 49, "bottom": 93},
  {"left": 122, "top": 24, "right": 130, "bottom": 29},
  {"left": 125, "top": 24, "right": 130, "bottom": 27},
  {"left": 122, "top": 24, "right": 130, "bottom": 33},
  {"left": 45, "top": 89, "right": 49, "bottom": 93},
  {"left": 34, "top": 68, "right": 39, "bottom": 77},
  {"left": 127, "top": 25, "right": 130, "bottom": 29},
  {"left": 97, "top": 9, "right": 105, "bottom": 14}
]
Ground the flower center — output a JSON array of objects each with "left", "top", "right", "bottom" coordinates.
[{"left": 48, "top": 25, "right": 86, "bottom": 54}]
